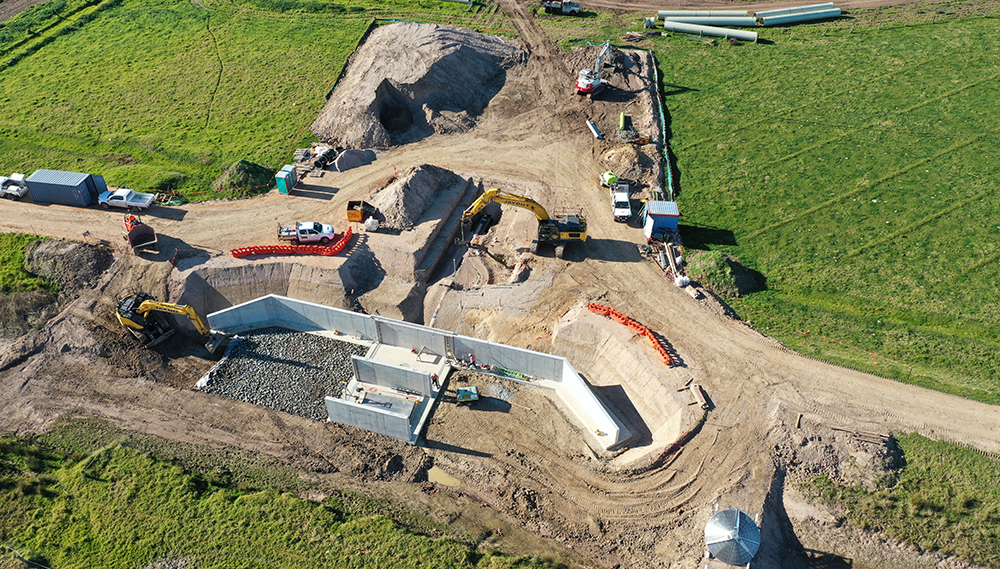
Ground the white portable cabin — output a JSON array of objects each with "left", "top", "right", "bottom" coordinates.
[{"left": 643, "top": 200, "right": 680, "bottom": 240}]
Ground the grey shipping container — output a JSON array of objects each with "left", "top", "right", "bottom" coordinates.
[{"left": 25, "top": 169, "right": 107, "bottom": 207}]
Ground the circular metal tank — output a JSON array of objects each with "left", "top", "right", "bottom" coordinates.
[{"left": 704, "top": 507, "right": 761, "bottom": 565}]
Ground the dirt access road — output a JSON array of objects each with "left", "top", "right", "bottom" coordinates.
[{"left": 1, "top": 7, "right": 998, "bottom": 569}]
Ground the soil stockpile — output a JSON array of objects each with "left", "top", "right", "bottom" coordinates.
[
  {"left": 311, "top": 22, "right": 526, "bottom": 149},
  {"left": 368, "top": 164, "right": 467, "bottom": 231}
]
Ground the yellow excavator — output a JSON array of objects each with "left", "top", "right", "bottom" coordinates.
[
  {"left": 116, "top": 292, "right": 230, "bottom": 354},
  {"left": 462, "top": 188, "right": 587, "bottom": 258}
]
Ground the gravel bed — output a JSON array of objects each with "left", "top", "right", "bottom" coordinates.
[{"left": 201, "top": 326, "right": 369, "bottom": 421}]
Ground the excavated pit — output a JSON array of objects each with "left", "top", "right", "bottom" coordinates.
[{"left": 552, "top": 305, "right": 691, "bottom": 467}]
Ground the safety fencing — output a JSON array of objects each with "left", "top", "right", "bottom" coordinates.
[
  {"left": 587, "top": 302, "right": 672, "bottom": 367},
  {"left": 230, "top": 227, "right": 353, "bottom": 259}
]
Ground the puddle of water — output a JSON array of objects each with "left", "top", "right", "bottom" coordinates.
[{"left": 427, "top": 466, "right": 463, "bottom": 487}]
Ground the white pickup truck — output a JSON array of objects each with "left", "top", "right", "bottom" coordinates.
[
  {"left": 611, "top": 184, "right": 632, "bottom": 223},
  {"left": 98, "top": 188, "right": 156, "bottom": 211},
  {"left": 277, "top": 221, "right": 336, "bottom": 245},
  {"left": 0, "top": 174, "right": 28, "bottom": 200}
]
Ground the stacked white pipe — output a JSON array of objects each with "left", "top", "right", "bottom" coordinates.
[
  {"left": 755, "top": 3, "right": 842, "bottom": 26},
  {"left": 649, "top": 3, "right": 841, "bottom": 40}
]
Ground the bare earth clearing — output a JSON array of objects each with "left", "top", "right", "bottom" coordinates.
[{"left": 1, "top": 5, "right": 999, "bottom": 569}]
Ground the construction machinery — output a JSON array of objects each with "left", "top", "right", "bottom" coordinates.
[
  {"left": 462, "top": 188, "right": 586, "bottom": 258},
  {"left": 576, "top": 40, "right": 611, "bottom": 97},
  {"left": 122, "top": 213, "right": 158, "bottom": 252},
  {"left": 116, "top": 292, "right": 230, "bottom": 354}
]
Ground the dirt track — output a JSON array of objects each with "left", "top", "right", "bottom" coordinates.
[{"left": 0, "top": 6, "right": 998, "bottom": 569}]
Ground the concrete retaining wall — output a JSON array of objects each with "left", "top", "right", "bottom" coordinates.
[
  {"left": 325, "top": 397, "right": 413, "bottom": 441},
  {"left": 376, "top": 319, "right": 449, "bottom": 356},
  {"left": 209, "top": 295, "right": 623, "bottom": 449},
  {"left": 352, "top": 355, "right": 432, "bottom": 395}
]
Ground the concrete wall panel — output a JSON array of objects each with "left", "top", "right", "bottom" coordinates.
[
  {"left": 560, "top": 359, "right": 619, "bottom": 441},
  {"left": 375, "top": 319, "right": 449, "bottom": 356},
  {"left": 325, "top": 397, "right": 412, "bottom": 441},
  {"left": 453, "top": 336, "right": 563, "bottom": 380},
  {"left": 352, "top": 355, "right": 432, "bottom": 395},
  {"left": 207, "top": 295, "right": 281, "bottom": 332}
]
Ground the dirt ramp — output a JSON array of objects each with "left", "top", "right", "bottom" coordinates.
[{"left": 311, "top": 22, "right": 526, "bottom": 148}]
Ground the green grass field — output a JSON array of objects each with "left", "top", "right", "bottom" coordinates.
[
  {"left": 0, "top": 419, "right": 551, "bottom": 569},
  {"left": 0, "top": 0, "right": 506, "bottom": 199},
  {"left": 631, "top": 13, "right": 1000, "bottom": 403},
  {"left": 808, "top": 433, "right": 1000, "bottom": 567}
]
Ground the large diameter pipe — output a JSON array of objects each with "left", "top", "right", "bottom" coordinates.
[
  {"left": 759, "top": 8, "right": 842, "bottom": 25},
  {"left": 662, "top": 20, "right": 759, "bottom": 42},
  {"left": 657, "top": 9, "right": 749, "bottom": 18},
  {"left": 586, "top": 120, "right": 603, "bottom": 139},
  {"left": 753, "top": 2, "right": 835, "bottom": 18},
  {"left": 663, "top": 16, "right": 759, "bottom": 26}
]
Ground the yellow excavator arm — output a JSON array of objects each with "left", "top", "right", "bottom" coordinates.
[
  {"left": 136, "top": 301, "right": 210, "bottom": 336},
  {"left": 463, "top": 188, "right": 551, "bottom": 222}
]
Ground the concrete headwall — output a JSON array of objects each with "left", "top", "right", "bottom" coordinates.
[
  {"left": 376, "top": 318, "right": 449, "bottom": 356},
  {"left": 210, "top": 295, "right": 380, "bottom": 341},
  {"left": 352, "top": 355, "right": 432, "bottom": 396},
  {"left": 325, "top": 397, "right": 413, "bottom": 441},
  {"left": 209, "top": 295, "right": 624, "bottom": 449}
]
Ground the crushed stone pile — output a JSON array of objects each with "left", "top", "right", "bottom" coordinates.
[
  {"left": 200, "top": 327, "right": 368, "bottom": 421},
  {"left": 368, "top": 164, "right": 466, "bottom": 231},
  {"left": 311, "top": 22, "right": 526, "bottom": 149}
]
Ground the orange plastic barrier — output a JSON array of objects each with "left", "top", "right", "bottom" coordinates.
[
  {"left": 231, "top": 227, "right": 353, "bottom": 258},
  {"left": 587, "top": 302, "right": 672, "bottom": 366}
]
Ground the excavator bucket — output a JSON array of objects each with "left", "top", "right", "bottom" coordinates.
[
  {"left": 126, "top": 225, "right": 158, "bottom": 250},
  {"left": 204, "top": 333, "right": 233, "bottom": 356},
  {"left": 122, "top": 214, "right": 157, "bottom": 251}
]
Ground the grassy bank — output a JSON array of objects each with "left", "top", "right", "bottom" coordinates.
[
  {"left": 807, "top": 433, "right": 1000, "bottom": 567},
  {"left": 0, "top": 418, "right": 550, "bottom": 569},
  {"left": 625, "top": 12, "right": 1000, "bottom": 403},
  {"left": 0, "top": 233, "right": 53, "bottom": 293}
]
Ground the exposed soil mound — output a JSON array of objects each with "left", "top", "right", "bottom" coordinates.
[
  {"left": 24, "top": 239, "right": 114, "bottom": 300},
  {"left": 368, "top": 164, "right": 466, "bottom": 231},
  {"left": 212, "top": 159, "right": 274, "bottom": 193},
  {"left": 311, "top": 22, "right": 526, "bottom": 148},
  {"left": 600, "top": 145, "right": 657, "bottom": 188}
]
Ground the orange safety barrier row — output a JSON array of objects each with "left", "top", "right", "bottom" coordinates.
[
  {"left": 231, "top": 227, "right": 353, "bottom": 259},
  {"left": 588, "top": 302, "right": 673, "bottom": 366}
]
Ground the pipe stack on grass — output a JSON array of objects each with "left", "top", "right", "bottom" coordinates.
[{"left": 648, "top": 2, "right": 841, "bottom": 41}]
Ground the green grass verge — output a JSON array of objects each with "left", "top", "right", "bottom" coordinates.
[
  {"left": 0, "top": 233, "right": 55, "bottom": 294},
  {"left": 807, "top": 433, "right": 1000, "bottom": 567},
  {"left": 0, "top": 418, "right": 551, "bottom": 569}
]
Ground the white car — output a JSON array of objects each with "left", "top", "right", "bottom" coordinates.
[{"left": 277, "top": 221, "right": 336, "bottom": 244}]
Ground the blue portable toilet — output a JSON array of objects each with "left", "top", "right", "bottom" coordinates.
[
  {"left": 275, "top": 170, "right": 293, "bottom": 195},
  {"left": 643, "top": 200, "right": 679, "bottom": 240},
  {"left": 280, "top": 164, "right": 297, "bottom": 186}
]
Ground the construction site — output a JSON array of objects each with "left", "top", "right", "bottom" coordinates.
[{"left": 2, "top": 12, "right": 1000, "bottom": 569}]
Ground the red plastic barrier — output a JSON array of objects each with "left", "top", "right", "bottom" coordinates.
[
  {"left": 230, "top": 227, "right": 354, "bottom": 258},
  {"left": 589, "top": 301, "right": 673, "bottom": 366}
]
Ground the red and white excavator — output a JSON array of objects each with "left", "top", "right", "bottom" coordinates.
[{"left": 575, "top": 41, "right": 611, "bottom": 97}]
